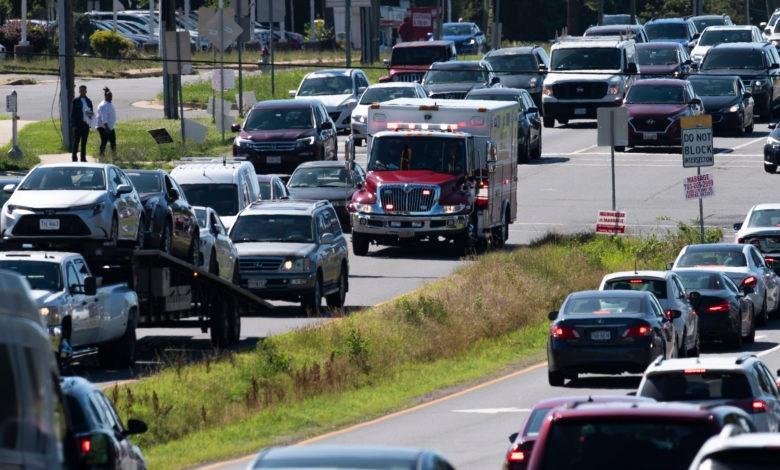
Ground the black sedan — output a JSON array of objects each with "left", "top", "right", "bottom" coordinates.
[
  {"left": 421, "top": 60, "right": 500, "bottom": 99},
  {"left": 126, "top": 169, "right": 200, "bottom": 263},
  {"left": 465, "top": 87, "right": 542, "bottom": 163},
  {"left": 286, "top": 161, "right": 366, "bottom": 230},
  {"left": 689, "top": 74, "right": 754, "bottom": 135},
  {"left": 547, "top": 290, "right": 676, "bottom": 386},
  {"left": 764, "top": 121, "right": 780, "bottom": 173},
  {"left": 247, "top": 446, "right": 455, "bottom": 469},
  {"left": 674, "top": 270, "right": 756, "bottom": 348},
  {"left": 61, "top": 377, "right": 148, "bottom": 470}
]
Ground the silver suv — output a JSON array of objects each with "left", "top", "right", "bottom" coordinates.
[{"left": 542, "top": 37, "right": 638, "bottom": 128}]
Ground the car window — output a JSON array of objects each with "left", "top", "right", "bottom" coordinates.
[
  {"left": 274, "top": 180, "right": 286, "bottom": 198},
  {"left": 604, "top": 278, "right": 667, "bottom": 299},
  {"left": 750, "top": 248, "right": 766, "bottom": 268},
  {"left": 172, "top": 179, "right": 188, "bottom": 203},
  {"left": 650, "top": 297, "right": 665, "bottom": 318},
  {"left": 677, "top": 250, "right": 747, "bottom": 267},
  {"left": 97, "top": 393, "right": 124, "bottom": 433},
  {"left": 564, "top": 295, "right": 645, "bottom": 315},
  {"left": 73, "top": 258, "right": 89, "bottom": 285},
  {"left": 88, "top": 392, "right": 110, "bottom": 426},
  {"left": 640, "top": 371, "right": 753, "bottom": 401},
  {"left": 66, "top": 262, "right": 82, "bottom": 294},
  {"left": 753, "top": 364, "right": 776, "bottom": 397},
  {"left": 326, "top": 207, "right": 342, "bottom": 236},
  {"left": 672, "top": 276, "right": 687, "bottom": 298},
  {"left": 757, "top": 363, "right": 780, "bottom": 398}
]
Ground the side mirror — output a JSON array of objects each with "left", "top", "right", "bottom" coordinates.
[
  {"left": 84, "top": 276, "right": 97, "bottom": 296},
  {"left": 345, "top": 136, "right": 355, "bottom": 163},
  {"left": 508, "top": 432, "right": 519, "bottom": 443},
  {"left": 486, "top": 140, "right": 498, "bottom": 172},
  {"left": 626, "top": 62, "right": 638, "bottom": 75},
  {"left": 690, "top": 62, "right": 700, "bottom": 72},
  {"left": 321, "top": 121, "right": 333, "bottom": 130},
  {"left": 538, "top": 63, "right": 548, "bottom": 73},
  {"left": 288, "top": 90, "right": 297, "bottom": 98},
  {"left": 761, "top": 22, "right": 768, "bottom": 28},
  {"left": 490, "top": 76, "right": 501, "bottom": 85},
  {"left": 124, "top": 419, "right": 148, "bottom": 436},
  {"left": 733, "top": 222, "right": 743, "bottom": 231},
  {"left": 230, "top": 123, "right": 241, "bottom": 132},
  {"left": 666, "top": 261, "right": 674, "bottom": 270},
  {"left": 116, "top": 184, "right": 133, "bottom": 196},
  {"left": 668, "top": 309, "right": 682, "bottom": 320},
  {"left": 320, "top": 232, "right": 335, "bottom": 245},
  {"left": 526, "top": 106, "right": 539, "bottom": 115},
  {"left": 688, "top": 40, "right": 697, "bottom": 49},
  {"left": 357, "top": 86, "right": 367, "bottom": 95},
  {"left": 383, "top": 59, "right": 390, "bottom": 68},
  {"left": 688, "top": 291, "right": 701, "bottom": 307},
  {"left": 744, "top": 91, "right": 752, "bottom": 99},
  {"left": 548, "top": 310, "right": 558, "bottom": 321},
  {"left": 692, "top": 32, "right": 700, "bottom": 40},
  {"left": 770, "top": 122, "right": 778, "bottom": 130},
  {"left": 2, "top": 183, "right": 15, "bottom": 193},
  {"left": 773, "top": 63, "right": 780, "bottom": 69},
  {"left": 683, "top": 59, "right": 693, "bottom": 66},
  {"left": 689, "top": 98, "right": 702, "bottom": 107},
  {"left": 168, "top": 188, "right": 180, "bottom": 200},
  {"left": 212, "top": 224, "right": 221, "bottom": 236}
]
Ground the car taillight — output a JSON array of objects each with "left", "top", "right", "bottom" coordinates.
[
  {"left": 752, "top": 400, "right": 767, "bottom": 413},
  {"left": 476, "top": 179, "right": 489, "bottom": 208},
  {"left": 622, "top": 322, "right": 652, "bottom": 338},
  {"left": 684, "top": 368, "right": 707, "bottom": 375},
  {"left": 551, "top": 324, "right": 580, "bottom": 340},
  {"left": 742, "top": 276, "right": 757, "bottom": 288},
  {"left": 79, "top": 437, "right": 91, "bottom": 456},
  {"left": 507, "top": 448, "right": 526, "bottom": 462},
  {"left": 707, "top": 301, "right": 730, "bottom": 313}
]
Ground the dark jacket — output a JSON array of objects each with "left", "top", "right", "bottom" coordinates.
[{"left": 70, "top": 96, "right": 94, "bottom": 129}]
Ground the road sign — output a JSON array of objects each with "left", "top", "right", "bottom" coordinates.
[
  {"left": 596, "top": 210, "right": 626, "bottom": 234},
  {"left": 6, "top": 91, "right": 17, "bottom": 113},
  {"left": 684, "top": 173, "right": 714, "bottom": 200},
  {"left": 204, "top": 8, "right": 242, "bottom": 52},
  {"left": 148, "top": 128, "right": 174, "bottom": 145},
  {"left": 212, "top": 69, "right": 235, "bottom": 90},
  {"left": 597, "top": 107, "right": 628, "bottom": 147},
  {"left": 183, "top": 118, "right": 207, "bottom": 145},
  {"left": 681, "top": 115, "right": 713, "bottom": 168},
  {"left": 164, "top": 31, "right": 192, "bottom": 75}
]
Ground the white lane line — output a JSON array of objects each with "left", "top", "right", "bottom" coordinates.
[
  {"left": 756, "top": 335, "right": 767, "bottom": 340},
  {"left": 571, "top": 145, "right": 598, "bottom": 154},
  {"left": 758, "top": 344, "right": 780, "bottom": 358},
  {"left": 729, "top": 137, "right": 766, "bottom": 151},
  {"left": 452, "top": 407, "right": 531, "bottom": 414}
]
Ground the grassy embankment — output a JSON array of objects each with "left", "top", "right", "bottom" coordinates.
[{"left": 109, "top": 227, "right": 720, "bottom": 470}]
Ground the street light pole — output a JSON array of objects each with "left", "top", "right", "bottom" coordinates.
[{"left": 20, "top": 0, "right": 28, "bottom": 45}]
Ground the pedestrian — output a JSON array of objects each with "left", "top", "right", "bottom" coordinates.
[
  {"left": 70, "top": 85, "right": 94, "bottom": 162},
  {"left": 95, "top": 87, "right": 117, "bottom": 159}
]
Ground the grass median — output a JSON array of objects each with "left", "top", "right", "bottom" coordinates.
[{"left": 109, "top": 226, "right": 720, "bottom": 469}]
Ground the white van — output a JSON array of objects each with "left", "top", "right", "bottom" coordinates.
[
  {"left": 170, "top": 160, "right": 261, "bottom": 230},
  {"left": 0, "top": 270, "right": 64, "bottom": 469}
]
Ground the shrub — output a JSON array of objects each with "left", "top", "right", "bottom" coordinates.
[
  {"left": 89, "top": 30, "right": 133, "bottom": 58},
  {"left": 0, "top": 20, "right": 53, "bottom": 54}
]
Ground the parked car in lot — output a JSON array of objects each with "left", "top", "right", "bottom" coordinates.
[
  {"left": 421, "top": 60, "right": 500, "bottom": 99},
  {"left": 257, "top": 174, "right": 289, "bottom": 200},
  {"left": 638, "top": 356, "right": 780, "bottom": 432},
  {"left": 351, "top": 82, "right": 428, "bottom": 146},
  {"left": 689, "top": 14, "right": 733, "bottom": 34},
  {"left": 465, "top": 87, "right": 542, "bottom": 162},
  {"left": 247, "top": 446, "right": 455, "bottom": 469},
  {"left": 286, "top": 161, "right": 365, "bottom": 230},
  {"left": 1, "top": 163, "right": 145, "bottom": 250},
  {"left": 546, "top": 290, "right": 676, "bottom": 386},
  {"left": 672, "top": 243, "right": 780, "bottom": 325},
  {"left": 636, "top": 42, "right": 692, "bottom": 78},
  {"left": 290, "top": 68, "right": 371, "bottom": 132},
  {"left": 525, "top": 401, "right": 755, "bottom": 470},
  {"left": 61, "top": 376, "right": 148, "bottom": 470},
  {"left": 764, "top": 122, "right": 780, "bottom": 173},
  {"left": 688, "top": 74, "right": 754, "bottom": 135},
  {"left": 583, "top": 24, "right": 648, "bottom": 43},
  {"left": 441, "top": 21, "right": 485, "bottom": 54},
  {"left": 698, "top": 42, "right": 780, "bottom": 121},
  {"left": 232, "top": 99, "right": 338, "bottom": 174},
  {"left": 689, "top": 25, "right": 764, "bottom": 64},
  {"left": 674, "top": 270, "right": 756, "bottom": 347},
  {"left": 622, "top": 78, "right": 703, "bottom": 149},
  {"left": 644, "top": 17, "right": 700, "bottom": 51},
  {"left": 126, "top": 169, "right": 200, "bottom": 263},
  {"left": 482, "top": 46, "right": 549, "bottom": 107},
  {"left": 689, "top": 432, "right": 780, "bottom": 470},
  {"left": 599, "top": 270, "right": 699, "bottom": 357},
  {"left": 230, "top": 200, "right": 349, "bottom": 314},
  {"left": 193, "top": 206, "right": 238, "bottom": 281}
]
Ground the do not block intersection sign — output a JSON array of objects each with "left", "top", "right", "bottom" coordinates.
[{"left": 681, "top": 115, "right": 713, "bottom": 168}]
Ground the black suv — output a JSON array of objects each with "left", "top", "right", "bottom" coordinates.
[
  {"left": 230, "top": 200, "right": 349, "bottom": 314},
  {"left": 483, "top": 46, "right": 549, "bottom": 107},
  {"left": 422, "top": 60, "right": 500, "bottom": 99},
  {"left": 699, "top": 42, "right": 780, "bottom": 121},
  {"left": 231, "top": 99, "right": 338, "bottom": 174}
]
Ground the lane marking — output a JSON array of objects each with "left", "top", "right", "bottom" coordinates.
[
  {"left": 758, "top": 343, "right": 780, "bottom": 358},
  {"left": 756, "top": 335, "right": 767, "bottom": 340},
  {"left": 452, "top": 407, "right": 531, "bottom": 414},
  {"left": 571, "top": 145, "right": 597, "bottom": 154},
  {"left": 729, "top": 137, "right": 766, "bottom": 150}
]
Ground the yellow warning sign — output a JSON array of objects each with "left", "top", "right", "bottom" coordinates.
[{"left": 680, "top": 115, "right": 712, "bottom": 130}]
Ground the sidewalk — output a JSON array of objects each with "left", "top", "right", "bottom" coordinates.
[
  {"left": 38, "top": 153, "right": 96, "bottom": 164},
  {"left": 0, "top": 119, "right": 34, "bottom": 146}
]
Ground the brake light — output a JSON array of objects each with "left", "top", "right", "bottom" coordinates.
[
  {"left": 742, "top": 276, "right": 757, "bottom": 287},
  {"left": 622, "top": 322, "right": 652, "bottom": 338},
  {"left": 684, "top": 368, "right": 707, "bottom": 375},
  {"left": 79, "top": 437, "right": 91, "bottom": 455},
  {"left": 707, "top": 301, "right": 730, "bottom": 313},
  {"left": 551, "top": 325, "right": 580, "bottom": 340},
  {"left": 629, "top": 279, "right": 644, "bottom": 284},
  {"left": 665, "top": 309, "right": 673, "bottom": 320},
  {"left": 507, "top": 449, "right": 526, "bottom": 462},
  {"left": 752, "top": 400, "right": 767, "bottom": 413},
  {"left": 476, "top": 179, "right": 489, "bottom": 208},
  {"left": 765, "top": 257, "right": 776, "bottom": 264}
]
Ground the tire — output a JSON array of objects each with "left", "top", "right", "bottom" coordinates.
[
  {"left": 761, "top": 99, "right": 772, "bottom": 122},
  {"left": 209, "top": 250, "right": 219, "bottom": 275},
  {"left": 746, "top": 121, "right": 754, "bottom": 134},
  {"left": 188, "top": 231, "right": 200, "bottom": 265},
  {"left": 231, "top": 263, "right": 240, "bottom": 285},
  {"left": 455, "top": 215, "right": 478, "bottom": 256},
  {"left": 615, "top": 146, "right": 626, "bottom": 152},
  {"left": 557, "top": 118, "right": 569, "bottom": 126},
  {"left": 543, "top": 117, "right": 555, "bottom": 128},
  {"left": 493, "top": 209, "right": 509, "bottom": 248},
  {"left": 108, "top": 214, "right": 119, "bottom": 246},
  {"left": 134, "top": 217, "right": 145, "bottom": 249},
  {"left": 758, "top": 295, "right": 769, "bottom": 326},
  {"left": 765, "top": 163, "right": 778, "bottom": 174},
  {"left": 548, "top": 369, "right": 565, "bottom": 387},
  {"left": 730, "top": 312, "right": 744, "bottom": 349},
  {"left": 687, "top": 332, "right": 701, "bottom": 358},
  {"left": 326, "top": 267, "right": 347, "bottom": 309},
  {"left": 530, "top": 132, "right": 542, "bottom": 159},
  {"left": 678, "top": 330, "right": 688, "bottom": 358},
  {"left": 302, "top": 273, "right": 323, "bottom": 316},
  {"left": 354, "top": 138, "right": 363, "bottom": 147},
  {"left": 160, "top": 222, "right": 172, "bottom": 254},
  {"left": 352, "top": 232, "right": 369, "bottom": 256},
  {"left": 98, "top": 311, "right": 136, "bottom": 369}
]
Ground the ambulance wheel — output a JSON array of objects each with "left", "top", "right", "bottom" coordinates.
[{"left": 543, "top": 117, "right": 555, "bottom": 128}]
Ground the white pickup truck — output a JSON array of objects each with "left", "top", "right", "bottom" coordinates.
[{"left": 0, "top": 251, "right": 139, "bottom": 368}]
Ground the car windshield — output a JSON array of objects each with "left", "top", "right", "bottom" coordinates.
[
  {"left": 466, "top": 93, "right": 520, "bottom": 103},
  {"left": 443, "top": 24, "right": 472, "bottom": 35},
  {"left": 626, "top": 85, "right": 685, "bottom": 104},
  {"left": 690, "top": 78, "right": 737, "bottom": 96},
  {"left": 288, "top": 166, "right": 352, "bottom": 188},
  {"left": 126, "top": 172, "right": 162, "bottom": 194},
  {"left": 699, "top": 30, "right": 753, "bottom": 46},
  {"left": 244, "top": 108, "right": 313, "bottom": 130},
  {"left": 744, "top": 235, "right": 780, "bottom": 254},
  {"left": 748, "top": 209, "right": 780, "bottom": 227},
  {"left": 585, "top": 27, "right": 634, "bottom": 37},
  {"left": 550, "top": 48, "right": 621, "bottom": 71},
  {"left": 676, "top": 250, "right": 746, "bottom": 267},
  {"left": 675, "top": 272, "right": 727, "bottom": 290},
  {"left": 698, "top": 448, "right": 780, "bottom": 470},
  {"left": 298, "top": 75, "right": 353, "bottom": 96},
  {"left": 701, "top": 50, "right": 765, "bottom": 69},
  {"left": 20, "top": 167, "right": 106, "bottom": 190},
  {"left": 564, "top": 296, "right": 644, "bottom": 315},
  {"left": 252, "top": 456, "right": 415, "bottom": 469},
  {"left": 646, "top": 22, "right": 689, "bottom": 40},
  {"left": 637, "top": 47, "right": 679, "bottom": 66},
  {"left": 639, "top": 371, "right": 752, "bottom": 401},
  {"left": 423, "top": 68, "right": 484, "bottom": 84},
  {"left": 602, "top": 14, "right": 631, "bottom": 25},
  {"left": 391, "top": 46, "right": 450, "bottom": 66},
  {"left": 485, "top": 54, "right": 538, "bottom": 73},
  {"left": 359, "top": 87, "right": 418, "bottom": 104},
  {"left": 258, "top": 182, "right": 273, "bottom": 200},
  {"left": 693, "top": 18, "right": 727, "bottom": 31},
  {"left": 540, "top": 420, "right": 713, "bottom": 470},
  {"left": 194, "top": 207, "right": 207, "bottom": 229},
  {"left": 603, "top": 278, "right": 667, "bottom": 299},
  {"left": 180, "top": 184, "right": 239, "bottom": 216},
  {"left": 525, "top": 407, "right": 552, "bottom": 436},
  {"left": 368, "top": 137, "right": 467, "bottom": 174},
  {"left": 0, "top": 261, "right": 62, "bottom": 292},
  {"left": 229, "top": 215, "right": 313, "bottom": 243}
]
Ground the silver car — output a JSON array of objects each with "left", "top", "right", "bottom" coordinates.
[
  {"left": 193, "top": 206, "right": 238, "bottom": 282},
  {"left": 1, "top": 163, "right": 144, "bottom": 247}
]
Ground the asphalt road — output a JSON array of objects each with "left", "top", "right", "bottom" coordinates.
[{"left": 206, "top": 121, "right": 780, "bottom": 470}]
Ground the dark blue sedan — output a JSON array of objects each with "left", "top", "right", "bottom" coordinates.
[{"left": 442, "top": 21, "right": 485, "bottom": 54}]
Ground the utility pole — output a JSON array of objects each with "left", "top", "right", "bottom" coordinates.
[
  {"left": 345, "top": 0, "right": 352, "bottom": 67},
  {"left": 58, "top": 0, "right": 74, "bottom": 150},
  {"left": 269, "top": 0, "right": 275, "bottom": 96},
  {"left": 309, "top": 0, "right": 315, "bottom": 41},
  {"left": 492, "top": 0, "right": 500, "bottom": 50},
  {"left": 746, "top": 0, "right": 751, "bottom": 24},
  {"left": 435, "top": 0, "right": 444, "bottom": 40},
  {"left": 447, "top": 0, "right": 452, "bottom": 22},
  {"left": 20, "top": 0, "right": 28, "bottom": 45},
  {"left": 161, "top": 0, "right": 179, "bottom": 119},
  {"left": 630, "top": 0, "right": 636, "bottom": 25},
  {"left": 566, "top": 0, "right": 576, "bottom": 36},
  {"left": 148, "top": 0, "right": 154, "bottom": 43},
  {"left": 598, "top": 0, "right": 603, "bottom": 25}
]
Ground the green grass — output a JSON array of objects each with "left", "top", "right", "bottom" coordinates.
[
  {"left": 0, "top": 118, "right": 233, "bottom": 169},
  {"left": 109, "top": 227, "right": 720, "bottom": 469}
]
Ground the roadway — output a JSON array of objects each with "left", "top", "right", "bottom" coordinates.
[{"left": 206, "top": 120, "right": 780, "bottom": 469}]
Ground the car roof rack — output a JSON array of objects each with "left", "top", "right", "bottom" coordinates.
[{"left": 735, "top": 354, "right": 757, "bottom": 365}]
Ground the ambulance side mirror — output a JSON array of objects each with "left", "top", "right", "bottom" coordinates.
[{"left": 486, "top": 141, "right": 497, "bottom": 173}]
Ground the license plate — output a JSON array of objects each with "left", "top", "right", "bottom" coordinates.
[
  {"left": 248, "top": 279, "right": 267, "bottom": 289},
  {"left": 266, "top": 156, "right": 281, "bottom": 164},
  {"left": 643, "top": 133, "right": 658, "bottom": 141},
  {"left": 574, "top": 108, "right": 587, "bottom": 116},
  {"left": 39, "top": 219, "right": 60, "bottom": 230},
  {"left": 590, "top": 330, "right": 611, "bottom": 341},
  {"left": 389, "top": 221, "right": 402, "bottom": 228},
  {"left": 398, "top": 231, "right": 415, "bottom": 238}
]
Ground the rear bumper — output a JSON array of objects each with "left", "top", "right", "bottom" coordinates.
[
  {"left": 698, "top": 312, "right": 739, "bottom": 341},
  {"left": 548, "top": 339, "right": 654, "bottom": 374}
]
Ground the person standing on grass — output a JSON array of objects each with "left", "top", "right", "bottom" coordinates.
[
  {"left": 95, "top": 87, "right": 117, "bottom": 159},
  {"left": 70, "top": 85, "right": 94, "bottom": 162}
]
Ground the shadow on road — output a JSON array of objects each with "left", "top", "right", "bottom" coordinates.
[
  {"left": 702, "top": 340, "right": 779, "bottom": 354},
  {"left": 368, "top": 242, "right": 463, "bottom": 261},
  {"left": 526, "top": 157, "right": 570, "bottom": 165},
  {"left": 560, "top": 122, "right": 597, "bottom": 130},
  {"left": 566, "top": 375, "right": 642, "bottom": 390}
]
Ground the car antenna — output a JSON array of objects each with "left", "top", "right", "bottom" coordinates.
[
  {"left": 634, "top": 257, "right": 638, "bottom": 274},
  {"left": 223, "top": 155, "right": 226, "bottom": 167}
]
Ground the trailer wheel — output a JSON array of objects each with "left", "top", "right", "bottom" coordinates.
[
  {"left": 209, "top": 302, "right": 230, "bottom": 349},
  {"left": 98, "top": 310, "right": 137, "bottom": 369},
  {"left": 352, "top": 233, "right": 369, "bottom": 256},
  {"left": 226, "top": 304, "right": 241, "bottom": 346}
]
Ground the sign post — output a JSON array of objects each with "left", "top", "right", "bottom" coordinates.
[
  {"left": 681, "top": 115, "right": 713, "bottom": 243},
  {"left": 6, "top": 91, "right": 21, "bottom": 160},
  {"left": 597, "top": 107, "right": 628, "bottom": 211}
]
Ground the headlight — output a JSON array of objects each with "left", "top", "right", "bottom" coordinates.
[
  {"left": 441, "top": 204, "right": 466, "bottom": 213},
  {"left": 727, "top": 104, "right": 740, "bottom": 113},
  {"left": 351, "top": 202, "right": 373, "bottom": 213},
  {"left": 608, "top": 84, "right": 621, "bottom": 95},
  {"left": 71, "top": 202, "right": 105, "bottom": 215},
  {"left": 543, "top": 85, "right": 552, "bottom": 96},
  {"left": 281, "top": 257, "right": 312, "bottom": 272},
  {"left": 297, "top": 136, "right": 315, "bottom": 146},
  {"left": 234, "top": 137, "right": 252, "bottom": 147},
  {"left": 39, "top": 306, "right": 60, "bottom": 325},
  {"left": 528, "top": 77, "right": 538, "bottom": 87},
  {"left": 467, "top": 38, "right": 476, "bottom": 45},
  {"left": 754, "top": 80, "right": 767, "bottom": 88},
  {"left": 352, "top": 114, "right": 366, "bottom": 123}
]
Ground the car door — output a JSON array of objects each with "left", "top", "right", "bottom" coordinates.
[
  {"left": 650, "top": 296, "right": 674, "bottom": 357},
  {"left": 671, "top": 274, "right": 696, "bottom": 346},
  {"left": 326, "top": 206, "right": 348, "bottom": 280},
  {"left": 757, "top": 362, "right": 780, "bottom": 431},
  {"left": 315, "top": 210, "right": 336, "bottom": 285},
  {"left": 73, "top": 257, "right": 106, "bottom": 342},
  {"left": 212, "top": 211, "right": 235, "bottom": 279},
  {"left": 752, "top": 246, "right": 780, "bottom": 310},
  {"left": 65, "top": 261, "right": 94, "bottom": 346},
  {"left": 522, "top": 92, "right": 541, "bottom": 146},
  {"left": 116, "top": 168, "right": 143, "bottom": 240},
  {"left": 90, "top": 391, "right": 134, "bottom": 467},
  {"left": 768, "top": 46, "right": 780, "bottom": 105}
]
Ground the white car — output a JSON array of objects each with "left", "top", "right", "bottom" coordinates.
[
  {"left": 689, "top": 25, "right": 764, "bottom": 63},
  {"left": 194, "top": 206, "right": 238, "bottom": 282},
  {"left": 290, "top": 68, "right": 371, "bottom": 131},
  {"left": 350, "top": 82, "right": 428, "bottom": 146},
  {"left": 734, "top": 203, "right": 780, "bottom": 243}
]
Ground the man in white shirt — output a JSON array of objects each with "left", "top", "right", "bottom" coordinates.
[{"left": 95, "top": 87, "right": 117, "bottom": 158}]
